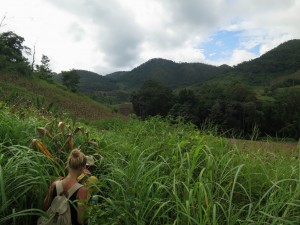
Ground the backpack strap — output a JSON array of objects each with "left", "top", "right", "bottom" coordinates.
[
  {"left": 55, "top": 180, "right": 83, "bottom": 199},
  {"left": 55, "top": 180, "right": 64, "bottom": 196},
  {"left": 78, "top": 174, "right": 92, "bottom": 184},
  {"left": 67, "top": 183, "right": 83, "bottom": 199}
]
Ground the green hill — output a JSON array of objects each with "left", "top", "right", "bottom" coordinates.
[
  {"left": 0, "top": 72, "right": 124, "bottom": 121},
  {"left": 75, "top": 39, "right": 300, "bottom": 104},
  {"left": 74, "top": 59, "right": 232, "bottom": 104},
  {"left": 105, "top": 71, "right": 128, "bottom": 80},
  {"left": 76, "top": 70, "right": 118, "bottom": 92},
  {"left": 229, "top": 39, "right": 300, "bottom": 84},
  {"left": 116, "top": 58, "right": 231, "bottom": 89}
]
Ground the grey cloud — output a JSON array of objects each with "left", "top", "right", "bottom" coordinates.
[
  {"left": 165, "top": 0, "right": 225, "bottom": 28},
  {"left": 67, "top": 22, "right": 86, "bottom": 42},
  {"left": 145, "top": 0, "right": 231, "bottom": 49},
  {"left": 45, "top": 0, "right": 144, "bottom": 67},
  {"left": 43, "top": 0, "right": 300, "bottom": 72}
]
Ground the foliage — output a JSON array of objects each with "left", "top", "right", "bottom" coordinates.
[
  {"left": 131, "top": 75, "right": 300, "bottom": 140},
  {"left": 169, "top": 89, "right": 199, "bottom": 124},
  {"left": 0, "top": 72, "right": 124, "bottom": 121},
  {"left": 1, "top": 104, "right": 300, "bottom": 224},
  {"left": 76, "top": 70, "right": 118, "bottom": 92},
  {"left": 269, "top": 89, "right": 300, "bottom": 138},
  {"left": 118, "top": 58, "right": 230, "bottom": 89},
  {"left": 61, "top": 69, "right": 80, "bottom": 92},
  {"left": 35, "top": 55, "right": 53, "bottom": 82},
  {"left": 131, "top": 80, "right": 174, "bottom": 119},
  {"left": 235, "top": 39, "right": 300, "bottom": 83},
  {"left": 0, "top": 31, "right": 31, "bottom": 75}
]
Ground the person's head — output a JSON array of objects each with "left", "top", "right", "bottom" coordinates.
[
  {"left": 85, "top": 155, "right": 96, "bottom": 172},
  {"left": 67, "top": 149, "right": 87, "bottom": 174}
]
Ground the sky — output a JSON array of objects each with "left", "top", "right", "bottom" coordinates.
[{"left": 1, "top": 0, "right": 300, "bottom": 75}]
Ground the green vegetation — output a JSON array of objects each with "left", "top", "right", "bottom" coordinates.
[
  {"left": 117, "top": 58, "right": 230, "bottom": 89},
  {"left": 61, "top": 69, "right": 80, "bottom": 92},
  {"left": 1, "top": 106, "right": 300, "bottom": 224},
  {"left": 0, "top": 72, "right": 124, "bottom": 121},
  {"left": 0, "top": 31, "right": 31, "bottom": 76},
  {"left": 131, "top": 78, "right": 300, "bottom": 140}
]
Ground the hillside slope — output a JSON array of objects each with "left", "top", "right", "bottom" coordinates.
[
  {"left": 231, "top": 39, "right": 300, "bottom": 84},
  {"left": 0, "top": 73, "right": 124, "bottom": 120}
]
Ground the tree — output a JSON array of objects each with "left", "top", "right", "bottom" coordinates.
[
  {"left": 131, "top": 80, "right": 174, "bottom": 119},
  {"left": 271, "top": 89, "right": 300, "bottom": 138},
  {"left": 0, "top": 31, "right": 31, "bottom": 75},
  {"left": 196, "top": 80, "right": 262, "bottom": 135},
  {"left": 61, "top": 69, "right": 80, "bottom": 92},
  {"left": 169, "top": 89, "right": 199, "bottom": 124},
  {"left": 35, "top": 54, "right": 53, "bottom": 81}
]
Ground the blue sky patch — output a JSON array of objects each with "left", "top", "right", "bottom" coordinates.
[
  {"left": 201, "top": 30, "right": 260, "bottom": 61},
  {"left": 248, "top": 43, "right": 260, "bottom": 55}
]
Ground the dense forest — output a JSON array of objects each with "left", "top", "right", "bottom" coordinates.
[
  {"left": 131, "top": 78, "right": 300, "bottom": 139},
  {"left": 129, "top": 40, "right": 300, "bottom": 140}
]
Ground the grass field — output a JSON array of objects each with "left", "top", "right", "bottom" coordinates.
[{"left": 1, "top": 105, "right": 300, "bottom": 224}]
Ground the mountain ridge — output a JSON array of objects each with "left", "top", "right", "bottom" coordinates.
[{"left": 72, "top": 39, "right": 300, "bottom": 103}]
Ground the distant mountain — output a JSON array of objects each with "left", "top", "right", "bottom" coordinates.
[
  {"left": 232, "top": 39, "right": 300, "bottom": 84},
  {"left": 116, "top": 58, "right": 231, "bottom": 89},
  {"left": 73, "top": 39, "right": 300, "bottom": 104},
  {"left": 75, "top": 70, "right": 117, "bottom": 92},
  {"left": 105, "top": 71, "right": 128, "bottom": 80}
]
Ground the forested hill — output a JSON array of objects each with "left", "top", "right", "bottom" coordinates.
[
  {"left": 116, "top": 58, "right": 231, "bottom": 89},
  {"left": 71, "top": 59, "right": 232, "bottom": 103},
  {"left": 76, "top": 70, "right": 118, "bottom": 92},
  {"left": 74, "top": 59, "right": 232, "bottom": 92},
  {"left": 230, "top": 39, "right": 300, "bottom": 84},
  {"left": 75, "top": 39, "right": 300, "bottom": 93},
  {"left": 237, "top": 39, "right": 300, "bottom": 74}
]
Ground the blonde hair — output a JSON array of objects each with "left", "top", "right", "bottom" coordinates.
[{"left": 67, "top": 149, "right": 87, "bottom": 170}]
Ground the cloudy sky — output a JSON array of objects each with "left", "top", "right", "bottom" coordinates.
[{"left": 1, "top": 0, "right": 300, "bottom": 75}]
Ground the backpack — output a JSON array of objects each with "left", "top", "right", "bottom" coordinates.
[{"left": 37, "top": 181, "right": 83, "bottom": 225}]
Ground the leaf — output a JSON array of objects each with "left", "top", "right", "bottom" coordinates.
[
  {"left": 32, "top": 139, "right": 54, "bottom": 159},
  {"left": 37, "top": 127, "right": 53, "bottom": 139}
]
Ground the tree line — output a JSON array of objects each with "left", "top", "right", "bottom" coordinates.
[
  {"left": 0, "top": 31, "right": 80, "bottom": 92},
  {"left": 131, "top": 80, "right": 300, "bottom": 140}
]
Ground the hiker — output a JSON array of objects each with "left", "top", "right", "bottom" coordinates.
[
  {"left": 77, "top": 155, "right": 99, "bottom": 204},
  {"left": 43, "top": 149, "right": 89, "bottom": 225},
  {"left": 77, "top": 155, "right": 98, "bottom": 189}
]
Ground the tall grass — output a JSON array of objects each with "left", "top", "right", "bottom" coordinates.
[
  {"left": 0, "top": 107, "right": 63, "bottom": 225},
  {"left": 1, "top": 106, "right": 300, "bottom": 224},
  {"left": 89, "top": 117, "right": 300, "bottom": 224},
  {"left": 0, "top": 144, "right": 62, "bottom": 225}
]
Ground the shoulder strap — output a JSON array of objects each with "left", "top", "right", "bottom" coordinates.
[
  {"left": 67, "top": 183, "right": 83, "bottom": 199},
  {"left": 55, "top": 180, "right": 64, "bottom": 196},
  {"left": 78, "top": 174, "right": 92, "bottom": 184}
]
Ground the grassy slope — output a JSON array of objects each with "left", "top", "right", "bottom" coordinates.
[{"left": 0, "top": 73, "right": 125, "bottom": 121}]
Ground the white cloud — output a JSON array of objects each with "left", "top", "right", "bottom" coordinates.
[{"left": 1, "top": 0, "right": 300, "bottom": 74}]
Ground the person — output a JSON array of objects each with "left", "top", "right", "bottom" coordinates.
[
  {"left": 43, "top": 149, "right": 89, "bottom": 225},
  {"left": 77, "top": 155, "right": 99, "bottom": 197}
]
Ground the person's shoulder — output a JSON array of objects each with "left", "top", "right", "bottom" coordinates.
[
  {"left": 77, "top": 185, "right": 89, "bottom": 199},
  {"left": 49, "top": 180, "right": 57, "bottom": 189},
  {"left": 88, "top": 175, "right": 98, "bottom": 182},
  {"left": 78, "top": 185, "right": 89, "bottom": 194}
]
